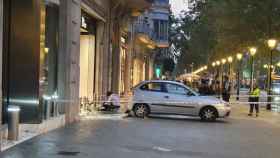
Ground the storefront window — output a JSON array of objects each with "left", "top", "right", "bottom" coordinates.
[
  {"left": 39, "top": 1, "right": 59, "bottom": 103},
  {"left": 79, "top": 11, "right": 97, "bottom": 103}
]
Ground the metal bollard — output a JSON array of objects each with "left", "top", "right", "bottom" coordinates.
[
  {"left": 45, "top": 100, "right": 52, "bottom": 120},
  {"left": 8, "top": 106, "right": 20, "bottom": 141},
  {"left": 53, "top": 101, "right": 59, "bottom": 117}
]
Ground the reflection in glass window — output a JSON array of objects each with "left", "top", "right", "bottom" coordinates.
[
  {"left": 166, "top": 84, "right": 188, "bottom": 95},
  {"left": 39, "top": 2, "right": 59, "bottom": 100}
]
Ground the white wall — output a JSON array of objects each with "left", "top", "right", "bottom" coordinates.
[{"left": 79, "top": 35, "right": 95, "bottom": 101}]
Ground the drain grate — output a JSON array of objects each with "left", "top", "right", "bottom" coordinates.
[{"left": 57, "top": 151, "right": 81, "bottom": 156}]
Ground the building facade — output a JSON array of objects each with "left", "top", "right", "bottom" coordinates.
[
  {"left": 133, "top": 0, "right": 170, "bottom": 81},
  {"left": 150, "top": 0, "right": 170, "bottom": 78},
  {"left": 0, "top": 0, "right": 154, "bottom": 125}
]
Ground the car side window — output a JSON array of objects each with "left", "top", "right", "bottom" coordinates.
[
  {"left": 140, "top": 83, "right": 163, "bottom": 92},
  {"left": 165, "top": 83, "right": 191, "bottom": 95}
]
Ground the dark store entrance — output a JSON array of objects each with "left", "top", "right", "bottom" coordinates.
[{"left": 2, "top": 0, "right": 60, "bottom": 124}]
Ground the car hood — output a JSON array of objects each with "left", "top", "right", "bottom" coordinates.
[{"left": 192, "top": 95, "right": 225, "bottom": 105}]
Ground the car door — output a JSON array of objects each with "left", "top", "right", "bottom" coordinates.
[
  {"left": 138, "top": 82, "right": 170, "bottom": 113},
  {"left": 163, "top": 83, "right": 196, "bottom": 115}
]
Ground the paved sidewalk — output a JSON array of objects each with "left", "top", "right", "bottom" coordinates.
[
  {"left": 0, "top": 103, "right": 280, "bottom": 158},
  {"left": 230, "top": 103, "right": 280, "bottom": 126}
]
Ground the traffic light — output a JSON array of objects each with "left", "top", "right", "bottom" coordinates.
[{"left": 156, "top": 67, "right": 161, "bottom": 78}]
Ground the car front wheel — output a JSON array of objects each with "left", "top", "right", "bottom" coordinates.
[
  {"left": 133, "top": 104, "right": 150, "bottom": 118},
  {"left": 200, "top": 107, "right": 218, "bottom": 122}
]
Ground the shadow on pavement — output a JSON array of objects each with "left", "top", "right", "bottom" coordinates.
[{"left": 134, "top": 115, "right": 229, "bottom": 124}]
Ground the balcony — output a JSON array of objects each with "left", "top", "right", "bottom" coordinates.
[
  {"left": 134, "top": 19, "right": 169, "bottom": 49},
  {"left": 152, "top": 0, "right": 171, "bottom": 10},
  {"left": 135, "top": 21, "right": 156, "bottom": 49},
  {"left": 153, "top": 35, "right": 169, "bottom": 48}
]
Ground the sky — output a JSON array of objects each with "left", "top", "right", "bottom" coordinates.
[{"left": 170, "top": 0, "right": 189, "bottom": 16}]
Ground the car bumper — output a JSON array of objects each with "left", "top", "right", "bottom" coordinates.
[{"left": 217, "top": 106, "right": 231, "bottom": 118}]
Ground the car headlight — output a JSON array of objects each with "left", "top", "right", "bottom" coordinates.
[{"left": 215, "top": 102, "right": 230, "bottom": 108}]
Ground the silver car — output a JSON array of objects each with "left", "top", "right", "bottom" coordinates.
[{"left": 128, "top": 80, "right": 231, "bottom": 121}]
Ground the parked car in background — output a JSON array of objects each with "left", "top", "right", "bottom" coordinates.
[{"left": 129, "top": 80, "right": 231, "bottom": 121}]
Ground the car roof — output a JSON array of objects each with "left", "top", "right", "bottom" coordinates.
[{"left": 138, "top": 80, "right": 185, "bottom": 86}]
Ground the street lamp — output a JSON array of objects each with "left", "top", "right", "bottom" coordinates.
[
  {"left": 227, "top": 56, "right": 233, "bottom": 90},
  {"left": 236, "top": 53, "right": 243, "bottom": 100},
  {"left": 237, "top": 53, "right": 243, "bottom": 61},
  {"left": 212, "top": 62, "right": 216, "bottom": 67},
  {"left": 222, "top": 59, "right": 227, "bottom": 65},
  {"left": 249, "top": 47, "right": 257, "bottom": 91},
  {"left": 228, "top": 56, "right": 233, "bottom": 63},
  {"left": 204, "top": 66, "right": 208, "bottom": 70},
  {"left": 267, "top": 39, "right": 277, "bottom": 110}
]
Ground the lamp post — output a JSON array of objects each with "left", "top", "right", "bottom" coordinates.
[
  {"left": 249, "top": 47, "right": 257, "bottom": 91},
  {"left": 216, "top": 61, "right": 221, "bottom": 97},
  {"left": 264, "top": 64, "right": 269, "bottom": 91},
  {"left": 227, "top": 56, "right": 233, "bottom": 80},
  {"left": 267, "top": 39, "right": 277, "bottom": 110},
  {"left": 221, "top": 59, "right": 227, "bottom": 96},
  {"left": 204, "top": 66, "right": 208, "bottom": 70},
  {"left": 236, "top": 53, "right": 243, "bottom": 100},
  {"left": 212, "top": 62, "right": 216, "bottom": 79},
  {"left": 221, "top": 58, "right": 227, "bottom": 81}
]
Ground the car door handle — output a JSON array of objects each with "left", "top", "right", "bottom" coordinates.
[{"left": 164, "top": 96, "right": 169, "bottom": 99}]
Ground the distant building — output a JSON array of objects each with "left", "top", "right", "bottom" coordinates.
[{"left": 133, "top": 0, "right": 171, "bottom": 81}]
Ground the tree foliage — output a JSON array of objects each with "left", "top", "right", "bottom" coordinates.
[{"left": 174, "top": 0, "right": 280, "bottom": 75}]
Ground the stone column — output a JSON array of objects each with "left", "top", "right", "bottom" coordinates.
[
  {"left": 124, "top": 20, "right": 134, "bottom": 95},
  {"left": 95, "top": 21, "right": 105, "bottom": 97},
  {"left": 145, "top": 55, "right": 150, "bottom": 80},
  {"left": 101, "top": 16, "right": 110, "bottom": 95},
  {"left": 111, "top": 19, "right": 121, "bottom": 94},
  {"left": 58, "top": 0, "right": 81, "bottom": 124}
]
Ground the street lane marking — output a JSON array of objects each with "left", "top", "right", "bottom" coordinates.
[{"left": 152, "top": 146, "right": 172, "bottom": 152}]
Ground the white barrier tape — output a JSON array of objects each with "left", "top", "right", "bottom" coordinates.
[
  {"left": 201, "top": 95, "right": 280, "bottom": 97},
  {"left": 79, "top": 101, "right": 280, "bottom": 105}
]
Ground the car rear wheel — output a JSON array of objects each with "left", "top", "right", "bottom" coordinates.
[
  {"left": 133, "top": 104, "right": 150, "bottom": 118},
  {"left": 200, "top": 107, "right": 218, "bottom": 122}
]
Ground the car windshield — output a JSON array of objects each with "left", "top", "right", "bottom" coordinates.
[{"left": 181, "top": 84, "right": 200, "bottom": 96}]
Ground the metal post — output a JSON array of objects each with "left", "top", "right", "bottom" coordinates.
[
  {"left": 236, "top": 61, "right": 241, "bottom": 100},
  {"left": 267, "top": 50, "right": 273, "bottom": 110},
  {"left": 53, "top": 100, "right": 59, "bottom": 117},
  {"left": 250, "top": 56, "right": 254, "bottom": 91},
  {"left": 7, "top": 106, "right": 20, "bottom": 141},
  {"left": 46, "top": 100, "right": 52, "bottom": 119},
  {"left": 220, "top": 65, "right": 224, "bottom": 98}
]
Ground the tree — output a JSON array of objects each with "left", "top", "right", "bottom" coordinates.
[
  {"left": 174, "top": 0, "right": 280, "bottom": 75},
  {"left": 162, "top": 57, "right": 175, "bottom": 73}
]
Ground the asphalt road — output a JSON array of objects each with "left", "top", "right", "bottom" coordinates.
[{"left": 1, "top": 115, "right": 280, "bottom": 158}]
